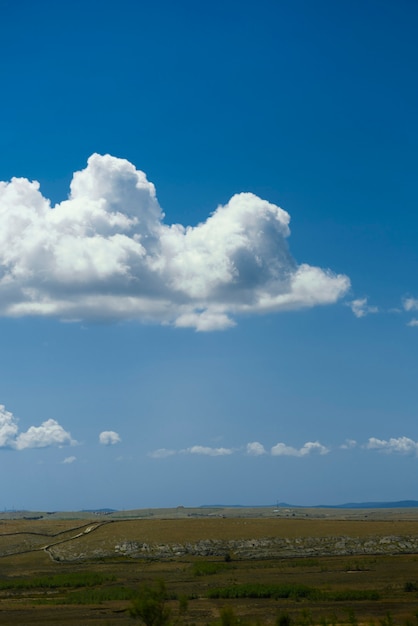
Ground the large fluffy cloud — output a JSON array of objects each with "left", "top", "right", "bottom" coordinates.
[
  {"left": 0, "top": 154, "right": 349, "bottom": 330},
  {"left": 0, "top": 405, "right": 19, "bottom": 447},
  {"left": 0, "top": 405, "right": 75, "bottom": 450},
  {"left": 14, "top": 419, "right": 75, "bottom": 450}
]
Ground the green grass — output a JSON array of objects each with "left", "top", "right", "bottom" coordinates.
[
  {"left": 287, "top": 559, "right": 321, "bottom": 568},
  {"left": 207, "top": 584, "right": 380, "bottom": 601},
  {"left": 0, "top": 571, "right": 115, "bottom": 590},
  {"left": 192, "top": 561, "right": 233, "bottom": 576},
  {"left": 62, "top": 585, "right": 137, "bottom": 604},
  {"left": 208, "top": 583, "right": 313, "bottom": 600}
]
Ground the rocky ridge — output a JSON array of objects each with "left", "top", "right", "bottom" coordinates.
[{"left": 50, "top": 534, "right": 418, "bottom": 562}]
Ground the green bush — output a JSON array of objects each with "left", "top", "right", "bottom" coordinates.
[
  {"left": 130, "top": 580, "right": 187, "bottom": 626},
  {"left": 192, "top": 561, "right": 230, "bottom": 576},
  {"left": 220, "top": 606, "right": 239, "bottom": 626},
  {"left": 276, "top": 612, "right": 293, "bottom": 626}
]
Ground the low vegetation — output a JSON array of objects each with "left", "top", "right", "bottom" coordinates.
[
  {"left": 0, "top": 571, "right": 114, "bottom": 590},
  {"left": 207, "top": 583, "right": 380, "bottom": 601},
  {"left": 0, "top": 512, "right": 417, "bottom": 624}
]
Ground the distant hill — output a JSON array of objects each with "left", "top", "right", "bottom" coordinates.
[
  {"left": 80, "top": 508, "right": 117, "bottom": 513},
  {"left": 322, "top": 500, "right": 418, "bottom": 509},
  {"left": 201, "top": 500, "right": 418, "bottom": 509}
]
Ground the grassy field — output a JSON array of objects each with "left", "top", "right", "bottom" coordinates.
[{"left": 0, "top": 509, "right": 418, "bottom": 625}]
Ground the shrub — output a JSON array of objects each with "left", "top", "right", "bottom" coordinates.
[
  {"left": 277, "top": 612, "right": 293, "bottom": 626},
  {"left": 130, "top": 580, "right": 171, "bottom": 626},
  {"left": 192, "top": 561, "right": 230, "bottom": 577},
  {"left": 220, "top": 606, "right": 238, "bottom": 626}
]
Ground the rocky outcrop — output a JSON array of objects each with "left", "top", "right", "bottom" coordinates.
[{"left": 106, "top": 535, "right": 418, "bottom": 561}]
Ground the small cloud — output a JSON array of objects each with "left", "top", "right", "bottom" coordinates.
[
  {"left": 403, "top": 298, "right": 418, "bottom": 312},
  {"left": 149, "top": 448, "right": 177, "bottom": 459},
  {"left": 340, "top": 439, "right": 357, "bottom": 450},
  {"left": 348, "top": 298, "right": 378, "bottom": 318},
  {"left": 403, "top": 298, "right": 418, "bottom": 326},
  {"left": 115, "top": 454, "right": 133, "bottom": 462},
  {"left": 184, "top": 445, "right": 233, "bottom": 456},
  {"left": 99, "top": 430, "right": 121, "bottom": 445},
  {"left": 149, "top": 445, "right": 233, "bottom": 458},
  {"left": 246, "top": 441, "right": 266, "bottom": 456},
  {"left": 271, "top": 441, "right": 329, "bottom": 457},
  {"left": 174, "top": 310, "right": 236, "bottom": 332},
  {"left": 62, "top": 456, "right": 77, "bottom": 464},
  {"left": 366, "top": 436, "right": 418, "bottom": 455}
]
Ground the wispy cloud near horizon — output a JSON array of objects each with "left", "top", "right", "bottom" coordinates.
[
  {"left": 246, "top": 441, "right": 267, "bottom": 456},
  {"left": 366, "top": 436, "right": 418, "bottom": 455},
  {"left": 271, "top": 441, "right": 329, "bottom": 457},
  {"left": 149, "top": 440, "right": 330, "bottom": 459}
]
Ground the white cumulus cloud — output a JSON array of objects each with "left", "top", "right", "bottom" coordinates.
[
  {"left": 62, "top": 455, "right": 77, "bottom": 464},
  {"left": 15, "top": 419, "right": 76, "bottom": 450},
  {"left": 0, "top": 154, "right": 350, "bottom": 331},
  {"left": 0, "top": 405, "right": 19, "bottom": 447},
  {"left": 99, "top": 430, "right": 121, "bottom": 445},
  {"left": 366, "top": 436, "right": 418, "bottom": 455},
  {"left": 271, "top": 441, "right": 329, "bottom": 457},
  {"left": 0, "top": 405, "right": 75, "bottom": 451},
  {"left": 246, "top": 441, "right": 267, "bottom": 456}
]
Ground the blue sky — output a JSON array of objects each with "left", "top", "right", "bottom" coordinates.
[{"left": 0, "top": 0, "right": 417, "bottom": 510}]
